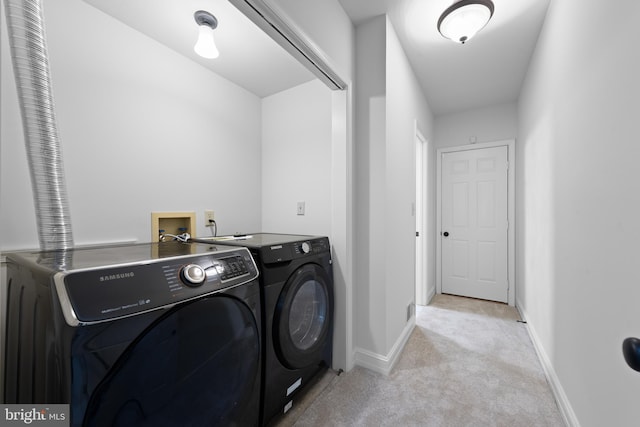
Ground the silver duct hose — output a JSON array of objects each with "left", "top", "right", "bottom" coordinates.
[{"left": 4, "top": 0, "right": 74, "bottom": 251}]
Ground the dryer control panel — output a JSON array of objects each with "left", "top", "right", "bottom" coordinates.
[
  {"left": 54, "top": 247, "right": 258, "bottom": 326},
  {"left": 262, "top": 237, "right": 330, "bottom": 264}
]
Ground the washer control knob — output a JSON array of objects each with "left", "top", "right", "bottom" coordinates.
[
  {"left": 181, "top": 264, "right": 206, "bottom": 286},
  {"left": 301, "top": 242, "right": 311, "bottom": 254}
]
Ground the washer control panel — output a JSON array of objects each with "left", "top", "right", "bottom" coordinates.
[{"left": 55, "top": 247, "right": 258, "bottom": 325}]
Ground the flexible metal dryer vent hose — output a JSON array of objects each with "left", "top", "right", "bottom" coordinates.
[{"left": 4, "top": 0, "right": 74, "bottom": 251}]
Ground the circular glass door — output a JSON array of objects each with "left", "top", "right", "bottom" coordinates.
[
  {"left": 274, "top": 264, "right": 333, "bottom": 369},
  {"left": 83, "top": 296, "right": 260, "bottom": 427}
]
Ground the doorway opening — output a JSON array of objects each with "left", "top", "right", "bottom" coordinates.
[
  {"left": 436, "top": 140, "right": 515, "bottom": 306},
  {"left": 415, "top": 128, "right": 429, "bottom": 306}
]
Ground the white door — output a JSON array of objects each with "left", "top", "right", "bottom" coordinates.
[{"left": 441, "top": 146, "right": 508, "bottom": 302}]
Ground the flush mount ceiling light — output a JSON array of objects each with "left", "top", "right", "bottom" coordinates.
[
  {"left": 194, "top": 10, "right": 219, "bottom": 59},
  {"left": 437, "top": 0, "right": 495, "bottom": 44}
]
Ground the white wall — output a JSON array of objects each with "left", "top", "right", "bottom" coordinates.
[
  {"left": 384, "top": 17, "right": 434, "bottom": 354},
  {"left": 355, "top": 15, "right": 388, "bottom": 358},
  {"left": 434, "top": 102, "right": 517, "bottom": 149},
  {"left": 354, "top": 15, "right": 434, "bottom": 373},
  {"left": 0, "top": 0, "right": 262, "bottom": 251},
  {"left": 517, "top": 0, "right": 640, "bottom": 425},
  {"left": 261, "top": 80, "right": 333, "bottom": 236}
]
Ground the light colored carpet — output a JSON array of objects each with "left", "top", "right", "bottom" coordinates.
[{"left": 274, "top": 294, "right": 565, "bottom": 427}]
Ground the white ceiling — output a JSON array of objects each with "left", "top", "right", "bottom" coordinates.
[
  {"left": 83, "top": 0, "right": 316, "bottom": 98},
  {"left": 83, "top": 0, "right": 550, "bottom": 114},
  {"left": 338, "top": 0, "right": 551, "bottom": 115}
]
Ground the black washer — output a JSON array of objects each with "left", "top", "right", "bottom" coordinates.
[{"left": 3, "top": 241, "right": 262, "bottom": 427}]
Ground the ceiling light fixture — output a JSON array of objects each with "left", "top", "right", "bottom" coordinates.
[
  {"left": 437, "top": 0, "right": 494, "bottom": 44},
  {"left": 194, "top": 10, "right": 219, "bottom": 59}
]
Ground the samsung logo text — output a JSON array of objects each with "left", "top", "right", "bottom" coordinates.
[{"left": 99, "top": 272, "right": 135, "bottom": 282}]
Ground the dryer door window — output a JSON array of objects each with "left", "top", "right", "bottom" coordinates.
[
  {"left": 81, "top": 296, "right": 260, "bottom": 427},
  {"left": 289, "top": 279, "right": 328, "bottom": 350},
  {"left": 275, "top": 264, "right": 333, "bottom": 369}
]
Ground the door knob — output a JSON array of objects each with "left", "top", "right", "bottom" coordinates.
[
  {"left": 443, "top": 231, "right": 449, "bottom": 237},
  {"left": 623, "top": 337, "right": 640, "bottom": 371}
]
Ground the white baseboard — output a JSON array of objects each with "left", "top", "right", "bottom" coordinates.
[
  {"left": 354, "top": 318, "right": 415, "bottom": 375},
  {"left": 517, "top": 301, "right": 580, "bottom": 427}
]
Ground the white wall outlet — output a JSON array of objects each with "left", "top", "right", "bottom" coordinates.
[
  {"left": 204, "top": 210, "right": 215, "bottom": 226},
  {"left": 297, "top": 202, "right": 305, "bottom": 216}
]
